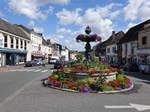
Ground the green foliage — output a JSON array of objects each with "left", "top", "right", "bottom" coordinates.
[
  {"left": 75, "top": 53, "right": 84, "bottom": 62},
  {"left": 117, "top": 69, "right": 124, "bottom": 74},
  {"left": 100, "top": 85, "right": 114, "bottom": 91},
  {"left": 116, "top": 74, "right": 128, "bottom": 88},
  {"left": 116, "top": 74, "right": 127, "bottom": 82}
]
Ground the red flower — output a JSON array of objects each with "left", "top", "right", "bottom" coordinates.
[{"left": 113, "top": 81, "right": 119, "bottom": 87}]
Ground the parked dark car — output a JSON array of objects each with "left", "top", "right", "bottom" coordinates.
[
  {"left": 123, "top": 63, "right": 139, "bottom": 72},
  {"left": 54, "top": 60, "right": 64, "bottom": 69},
  {"left": 25, "top": 60, "right": 37, "bottom": 67},
  {"left": 25, "top": 60, "right": 45, "bottom": 67},
  {"left": 110, "top": 62, "right": 124, "bottom": 69}
]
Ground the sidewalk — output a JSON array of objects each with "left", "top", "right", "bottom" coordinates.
[{"left": 0, "top": 64, "right": 25, "bottom": 72}]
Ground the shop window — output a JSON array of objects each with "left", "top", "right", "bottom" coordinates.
[
  {"left": 20, "top": 40, "right": 23, "bottom": 48},
  {"left": 4, "top": 35, "right": 7, "bottom": 47},
  {"left": 24, "top": 41, "right": 27, "bottom": 50},
  {"left": 16, "top": 39, "right": 19, "bottom": 49},
  {"left": 10, "top": 37, "right": 14, "bottom": 48},
  {"left": 142, "top": 36, "right": 147, "bottom": 45}
]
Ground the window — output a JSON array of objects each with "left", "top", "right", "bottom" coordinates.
[
  {"left": 125, "top": 44, "right": 128, "bottom": 56},
  {"left": 24, "top": 41, "right": 27, "bottom": 50},
  {"left": 10, "top": 37, "right": 14, "bottom": 48},
  {"left": 112, "top": 47, "right": 117, "bottom": 53},
  {"left": 142, "top": 36, "right": 147, "bottom": 45},
  {"left": 20, "top": 40, "right": 23, "bottom": 48},
  {"left": 16, "top": 39, "right": 19, "bottom": 49},
  {"left": 4, "top": 35, "right": 7, "bottom": 47},
  {"left": 131, "top": 47, "right": 134, "bottom": 55},
  {"left": 107, "top": 48, "right": 110, "bottom": 53}
]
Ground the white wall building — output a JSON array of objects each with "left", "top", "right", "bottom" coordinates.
[
  {"left": 106, "top": 44, "right": 118, "bottom": 63},
  {"left": 0, "top": 19, "right": 30, "bottom": 67},
  {"left": 61, "top": 45, "right": 69, "bottom": 61},
  {"left": 18, "top": 25, "right": 52, "bottom": 62},
  {"left": 137, "top": 23, "right": 150, "bottom": 64},
  {"left": 122, "top": 41, "right": 138, "bottom": 63}
]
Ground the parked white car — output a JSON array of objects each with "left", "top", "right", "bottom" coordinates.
[{"left": 49, "top": 58, "right": 59, "bottom": 64}]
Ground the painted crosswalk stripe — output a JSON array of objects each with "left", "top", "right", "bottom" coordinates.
[
  {"left": 18, "top": 69, "right": 28, "bottom": 71},
  {"left": 34, "top": 69, "right": 41, "bottom": 72},
  {"left": 27, "top": 69, "right": 35, "bottom": 72},
  {"left": 8, "top": 69, "right": 17, "bottom": 71},
  {"left": 41, "top": 70, "right": 48, "bottom": 73}
]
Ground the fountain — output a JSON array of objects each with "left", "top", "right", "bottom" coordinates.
[{"left": 41, "top": 26, "right": 133, "bottom": 93}]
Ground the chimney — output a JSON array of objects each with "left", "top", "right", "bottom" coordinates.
[
  {"left": 112, "top": 31, "right": 115, "bottom": 35},
  {"left": 47, "top": 39, "right": 51, "bottom": 45}
]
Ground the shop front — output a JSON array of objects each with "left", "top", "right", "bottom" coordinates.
[
  {"left": 137, "top": 49, "right": 150, "bottom": 64},
  {"left": 0, "top": 48, "right": 27, "bottom": 67},
  {"left": 32, "top": 51, "right": 45, "bottom": 61}
]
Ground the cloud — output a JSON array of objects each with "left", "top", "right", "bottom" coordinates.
[
  {"left": 124, "top": 0, "right": 150, "bottom": 21},
  {"left": 28, "top": 20, "right": 44, "bottom": 33},
  {"left": 33, "top": 27, "right": 44, "bottom": 33},
  {"left": 56, "top": 28, "right": 72, "bottom": 34},
  {"left": 28, "top": 20, "right": 35, "bottom": 26},
  {"left": 8, "top": 0, "right": 69, "bottom": 20},
  {"left": 0, "top": 11, "right": 4, "bottom": 17},
  {"left": 56, "top": 3, "right": 122, "bottom": 41},
  {"left": 56, "top": 8, "right": 82, "bottom": 25},
  {"left": 46, "top": 34, "right": 64, "bottom": 43},
  {"left": 64, "top": 38, "right": 85, "bottom": 51}
]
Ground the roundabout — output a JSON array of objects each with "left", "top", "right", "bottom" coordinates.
[
  {"left": 41, "top": 26, "right": 134, "bottom": 93},
  {"left": 41, "top": 60, "right": 134, "bottom": 93}
]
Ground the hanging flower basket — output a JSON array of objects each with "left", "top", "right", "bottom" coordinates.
[{"left": 76, "top": 34, "right": 101, "bottom": 42}]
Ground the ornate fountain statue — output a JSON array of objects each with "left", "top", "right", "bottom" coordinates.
[{"left": 76, "top": 26, "right": 101, "bottom": 61}]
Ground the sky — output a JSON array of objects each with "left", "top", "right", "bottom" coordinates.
[{"left": 0, "top": 0, "right": 150, "bottom": 51}]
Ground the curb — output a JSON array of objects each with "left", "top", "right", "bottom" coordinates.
[
  {"left": 46, "top": 82, "right": 134, "bottom": 94},
  {"left": 0, "top": 66, "right": 25, "bottom": 72}
]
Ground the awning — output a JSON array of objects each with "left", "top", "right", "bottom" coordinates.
[
  {"left": 0, "top": 48, "right": 28, "bottom": 54},
  {"left": 32, "top": 54, "right": 45, "bottom": 57}
]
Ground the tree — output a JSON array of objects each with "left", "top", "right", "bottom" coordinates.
[{"left": 75, "top": 53, "right": 84, "bottom": 62}]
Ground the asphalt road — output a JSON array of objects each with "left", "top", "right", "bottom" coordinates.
[
  {"left": 0, "top": 69, "right": 150, "bottom": 112},
  {"left": 0, "top": 65, "right": 53, "bottom": 103}
]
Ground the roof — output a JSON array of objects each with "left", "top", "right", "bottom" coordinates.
[
  {"left": 42, "top": 38, "right": 48, "bottom": 46},
  {"left": 119, "top": 19, "right": 150, "bottom": 43},
  {"left": 105, "top": 31, "right": 124, "bottom": 46},
  {"left": 17, "top": 25, "right": 42, "bottom": 37},
  {"left": 17, "top": 25, "right": 31, "bottom": 34},
  {"left": 0, "top": 18, "right": 30, "bottom": 40},
  {"left": 96, "top": 31, "right": 124, "bottom": 48}
]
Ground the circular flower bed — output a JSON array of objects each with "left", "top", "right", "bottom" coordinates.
[{"left": 42, "top": 60, "right": 133, "bottom": 93}]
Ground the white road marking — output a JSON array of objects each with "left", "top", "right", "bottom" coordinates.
[
  {"left": 26, "top": 69, "right": 35, "bottom": 72},
  {"left": 41, "top": 70, "right": 48, "bottom": 73},
  {"left": 34, "top": 69, "right": 42, "bottom": 72},
  {"left": 105, "top": 103, "right": 150, "bottom": 111}
]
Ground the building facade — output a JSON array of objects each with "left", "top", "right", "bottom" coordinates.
[
  {"left": 0, "top": 18, "right": 30, "bottom": 67},
  {"left": 18, "top": 25, "right": 52, "bottom": 62},
  {"left": 137, "top": 23, "right": 150, "bottom": 64},
  {"left": 61, "top": 45, "right": 69, "bottom": 61}
]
